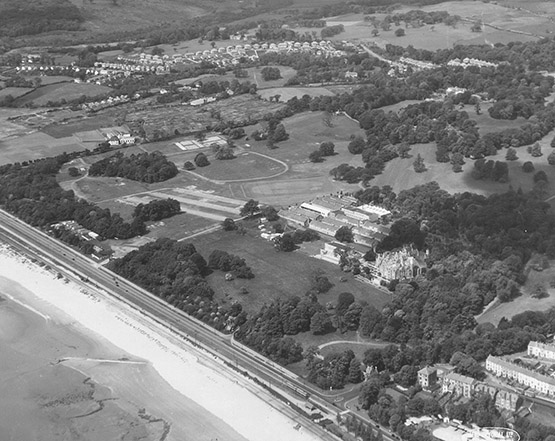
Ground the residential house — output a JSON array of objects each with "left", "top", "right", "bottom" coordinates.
[
  {"left": 417, "top": 366, "right": 438, "bottom": 389},
  {"left": 486, "top": 355, "right": 555, "bottom": 397},
  {"left": 442, "top": 372, "right": 476, "bottom": 398},
  {"left": 528, "top": 341, "right": 555, "bottom": 361}
]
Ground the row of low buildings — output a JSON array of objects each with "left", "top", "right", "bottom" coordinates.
[
  {"left": 418, "top": 365, "right": 521, "bottom": 412},
  {"left": 446, "top": 57, "right": 499, "bottom": 69},
  {"left": 486, "top": 355, "right": 555, "bottom": 398}
]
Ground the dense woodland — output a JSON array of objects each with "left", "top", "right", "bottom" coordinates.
[
  {"left": 108, "top": 238, "right": 247, "bottom": 333},
  {"left": 0, "top": 154, "right": 146, "bottom": 240},
  {"left": 88, "top": 152, "right": 178, "bottom": 183}
]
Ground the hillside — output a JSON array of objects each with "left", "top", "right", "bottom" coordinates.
[
  {"left": 0, "top": 0, "right": 247, "bottom": 46},
  {"left": 0, "top": 0, "right": 84, "bottom": 37}
]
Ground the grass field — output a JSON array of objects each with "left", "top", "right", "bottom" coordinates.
[
  {"left": 173, "top": 66, "right": 298, "bottom": 90},
  {"left": 258, "top": 87, "right": 334, "bottom": 102},
  {"left": 0, "top": 87, "right": 33, "bottom": 99},
  {"left": 477, "top": 264, "right": 555, "bottom": 326},
  {"left": 189, "top": 151, "right": 286, "bottom": 182},
  {"left": 22, "top": 75, "right": 74, "bottom": 85},
  {"left": 191, "top": 224, "right": 391, "bottom": 316},
  {"left": 0, "top": 132, "right": 86, "bottom": 165},
  {"left": 322, "top": 2, "right": 548, "bottom": 50},
  {"left": 226, "top": 111, "right": 367, "bottom": 205},
  {"left": 15, "top": 83, "right": 113, "bottom": 107}
]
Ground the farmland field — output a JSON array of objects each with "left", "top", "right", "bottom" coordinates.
[
  {"left": 15, "top": 83, "right": 113, "bottom": 107},
  {"left": 22, "top": 75, "right": 74, "bottom": 85},
  {"left": 0, "top": 87, "right": 33, "bottom": 99},
  {"left": 41, "top": 114, "right": 118, "bottom": 138}
]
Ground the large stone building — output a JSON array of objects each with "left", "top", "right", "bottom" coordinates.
[{"left": 370, "top": 245, "right": 427, "bottom": 282}]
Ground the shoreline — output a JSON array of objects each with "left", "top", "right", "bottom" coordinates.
[{"left": 0, "top": 244, "right": 321, "bottom": 441}]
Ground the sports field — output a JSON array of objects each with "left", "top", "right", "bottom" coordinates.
[
  {"left": 189, "top": 151, "right": 287, "bottom": 182},
  {"left": 230, "top": 111, "right": 367, "bottom": 205}
]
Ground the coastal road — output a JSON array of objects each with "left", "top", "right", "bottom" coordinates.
[{"left": 0, "top": 209, "right": 396, "bottom": 441}]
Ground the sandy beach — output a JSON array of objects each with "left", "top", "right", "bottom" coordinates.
[{"left": 0, "top": 245, "right": 322, "bottom": 441}]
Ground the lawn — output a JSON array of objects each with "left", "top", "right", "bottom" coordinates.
[
  {"left": 15, "top": 83, "right": 113, "bottom": 107},
  {"left": 189, "top": 151, "right": 286, "bottom": 182},
  {"left": 191, "top": 224, "right": 391, "bottom": 316}
]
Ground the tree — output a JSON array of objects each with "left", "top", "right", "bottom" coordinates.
[
  {"left": 151, "top": 46, "right": 164, "bottom": 56},
  {"left": 215, "top": 146, "right": 235, "bottom": 160},
  {"left": 322, "top": 111, "right": 334, "bottom": 127},
  {"left": 275, "top": 233, "right": 296, "bottom": 252},
  {"left": 348, "top": 136, "right": 366, "bottom": 155},
  {"left": 222, "top": 218, "right": 237, "bottom": 231},
  {"left": 261, "top": 206, "right": 279, "bottom": 221},
  {"left": 506, "top": 148, "right": 518, "bottom": 161},
  {"left": 68, "top": 167, "right": 80, "bottom": 177},
  {"left": 184, "top": 161, "right": 195, "bottom": 170},
  {"left": 397, "top": 142, "right": 411, "bottom": 159},
  {"left": 335, "top": 226, "right": 354, "bottom": 243},
  {"left": 337, "top": 292, "right": 355, "bottom": 316},
  {"left": 534, "top": 170, "right": 548, "bottom": 183},
  {"left": 359, "top": 377, "right": 382, "bottom": 409},
  {"left": 551, "top": 136, "right": 555, "bottom": 148},
  {"left": 194, "top": 152, "right": 210, "bottom": 167},
  {"left": 371, "top": 28, "right": 379, "bottom": 37},
  {"left": 548, "top": 151, "right": 555, "bottom": 165},
  {"left": 270, "top": 123, "right": 288, "bottom": 143},
  {"left": 309, "top": 150, "right": 324, "bottom": 163},
  {"left": 413, "top": 153, "right": 427, "bottom": 173},
  {"left": 347, "top": 358, "right": 363, "bottom": 384},
  {"left": 260, "top": 66, "right": 281, "bottom": 81},
  {"left": 240, "top": 199, "right": 260, "bottom": 217},
  {"left": 471, "top": 22, "right": 482, "bottom": 32},
  {"left": 319, "top": 142, "right": 335, "bottom": 156},
  {"left": 310, "top": 311, "right": 333, "bottom": 335},
  {"left": 522, "top": 161, "right": 535, "bottom": 173},
  {"left": 529, "top": 142, "right": 542, "bottom": 157},
  {"left": 395, "top": 28, "right": 406, "bottom": 37},
  {"left": 531, "top": 283, "right": 548, "bottom": 299}
]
